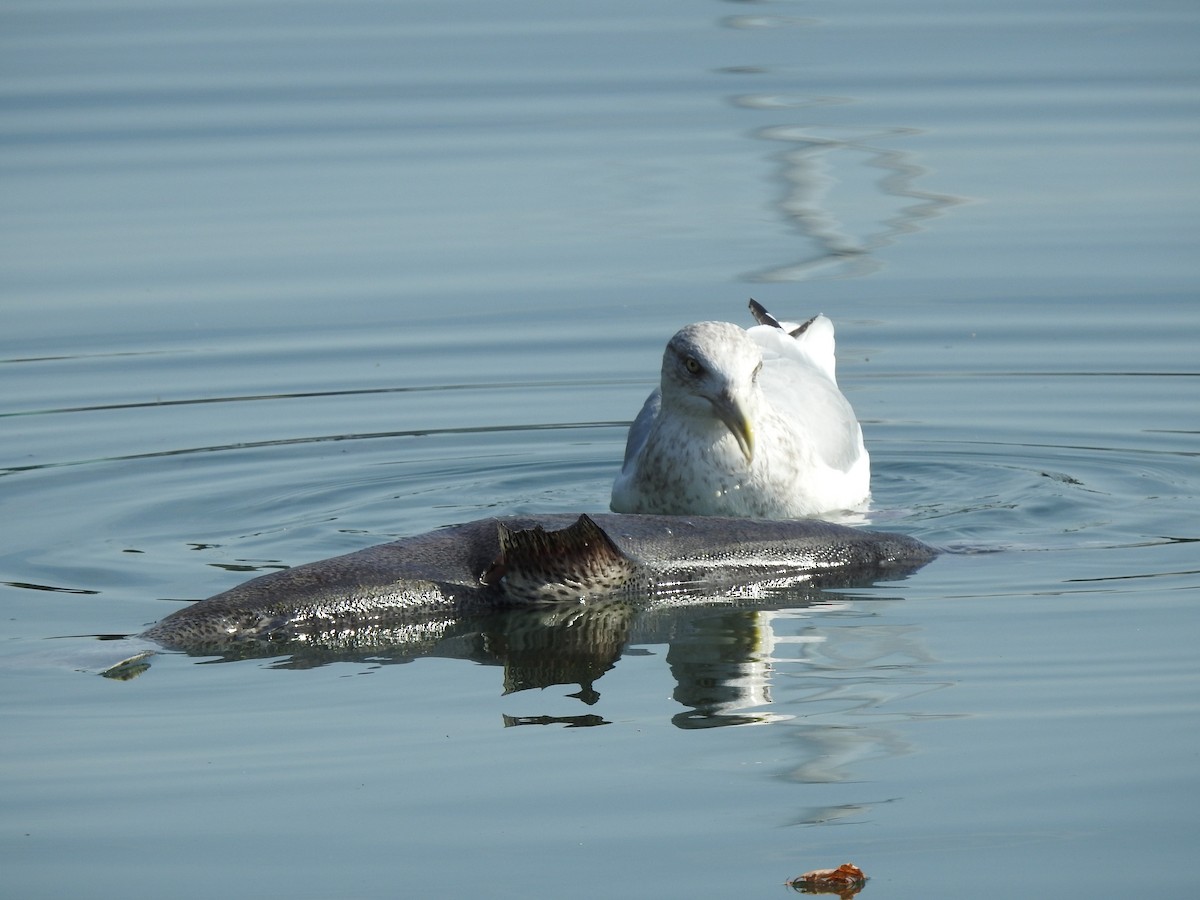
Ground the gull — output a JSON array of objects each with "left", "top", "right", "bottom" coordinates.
[{"left": 610, "top": 300, "right": 870, "bottom": 519}]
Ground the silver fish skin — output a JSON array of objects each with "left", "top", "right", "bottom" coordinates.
[{"left": 142, "top": 513, "right": 936, "bottom": 649}]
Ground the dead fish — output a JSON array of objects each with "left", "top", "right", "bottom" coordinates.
[{"left": 142, "top": 513, "right": 936, "bottom": 651}]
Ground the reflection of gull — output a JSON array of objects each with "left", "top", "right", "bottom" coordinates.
[
  {"left": 611, "top": 300, "right": 869, "bottom": 519},
  {"left": 666, "top": 608, "right": 835, "bottom": 728},
  {"left": 738, "top": 119, "right": 965, "bottom": 282}
]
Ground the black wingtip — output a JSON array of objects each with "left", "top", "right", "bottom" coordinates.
[
  {"left": 748, "top": 298, "right": 782, "bottom": 329},
  {"left": 750, "top": 299, "right": 818, "bottom": 339},
  {"left": 790, "top": 314, "right": 818, "bottom": 338}
]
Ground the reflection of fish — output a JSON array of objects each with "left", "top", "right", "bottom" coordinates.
[{"left": 143, "top": 513, "right": 935, "bottom": 651}]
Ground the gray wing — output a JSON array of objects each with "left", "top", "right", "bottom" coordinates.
[{"left": 621, "top": 389, "right": 662, "bottom": 469}]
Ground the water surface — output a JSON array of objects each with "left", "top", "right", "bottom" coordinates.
[{"left": 3, "top": 1, "right": 1198, "bottom": 897}]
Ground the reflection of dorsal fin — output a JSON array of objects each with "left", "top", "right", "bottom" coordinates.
[{"left": 481, "top": 515, "right": 640, "bottom": 603}]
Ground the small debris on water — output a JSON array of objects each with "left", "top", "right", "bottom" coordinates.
[{"left": 786, "top": 862, "right": 867, "bottom": 896}]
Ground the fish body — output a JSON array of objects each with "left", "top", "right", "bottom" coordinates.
[{"left": 143, "top": 513, "right": 935, "bottom": 651}]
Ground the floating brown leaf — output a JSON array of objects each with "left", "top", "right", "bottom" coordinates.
[{"left": 786, "top": 862, "right": 867, "bottom": 896}]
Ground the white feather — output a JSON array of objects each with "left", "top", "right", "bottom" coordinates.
[{"left": 611, "top": 304, "right": 870, "bottom": 519}]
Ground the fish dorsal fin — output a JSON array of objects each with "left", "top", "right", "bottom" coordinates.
[{"left": 482, "top": 515, "right": 640, "bottom": 603}]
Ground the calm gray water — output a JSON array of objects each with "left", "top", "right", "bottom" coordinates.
[{"left": 3, "top": 1, "right": 1197, "bottom": 897}]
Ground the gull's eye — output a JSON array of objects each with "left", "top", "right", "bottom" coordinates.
[{"left": 684, "top": 357, "right": 703, "bottom": 376}]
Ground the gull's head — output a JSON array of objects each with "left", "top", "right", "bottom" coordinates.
[{"left": 661, "top": 321, "right": 761, "bottom": 463}]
